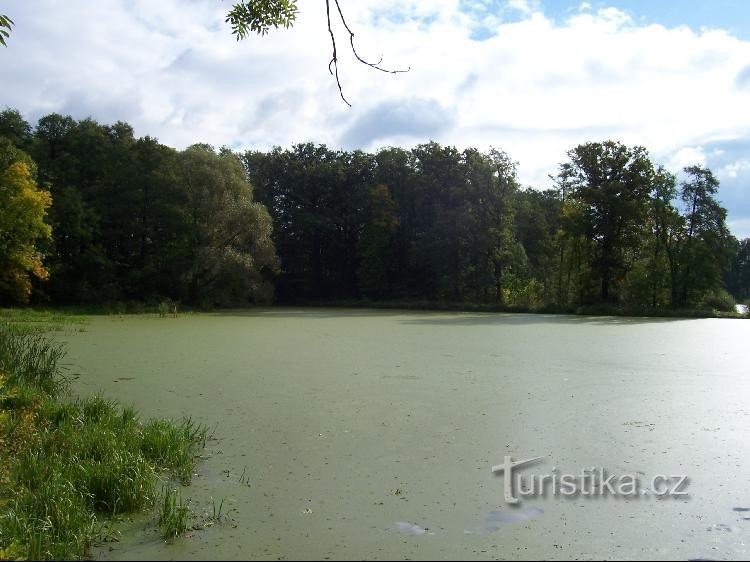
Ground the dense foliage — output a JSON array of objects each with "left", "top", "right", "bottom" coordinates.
[
  {"left": 0, "top": 139, "right": 51, "bottom": 303},
  {"left": 0, "top": 108, "right": 747, "bottom": 312},
  {"left": 0, "top": 109, "right": 277, "bottom": 308},
  {"left": 246, "top": 141, "right": 744, "bottom": 311}
]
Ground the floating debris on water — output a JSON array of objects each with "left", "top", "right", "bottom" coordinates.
[{"left": 394, "top": 522, "right": 433, "bottom": 536}]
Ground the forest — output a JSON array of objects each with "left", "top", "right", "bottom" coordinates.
[{"left": 1, "top": 108, "right": 749, "bottom": 313}]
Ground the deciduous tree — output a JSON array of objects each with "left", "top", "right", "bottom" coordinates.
[
  {"left": 557, "top": 141, "right": 655, "bottom": 303},
  {"left": 0, "top": 139, "right": 52, "bottom": 303}
]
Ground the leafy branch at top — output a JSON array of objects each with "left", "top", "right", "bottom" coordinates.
[
  {"left": 226, "top": 0, "right": 298, "bottom": 38},
  {"left": 0, "top": 14, "right": 13, "bottom": 47}
]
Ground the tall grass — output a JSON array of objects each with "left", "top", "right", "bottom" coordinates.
[
  {"left": 0, "top": 322, "right": 65, "bottom": 394},
  {"left": 0, "top": 319, "right": 206, "bottom": 560},
  {"left": 158, "top": 487, "right": 191, "bottom": 540},
  {"left": 142, "top": 418, "right": 207, "bottom": 485}
]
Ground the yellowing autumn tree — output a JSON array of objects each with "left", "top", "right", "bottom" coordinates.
[{"left": 0, "top": 138, "right": 52, "bottom": 303}]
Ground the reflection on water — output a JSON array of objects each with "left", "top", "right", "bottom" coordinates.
[{"left": 465, "top": 506, "right": 545, "bottom": 535}]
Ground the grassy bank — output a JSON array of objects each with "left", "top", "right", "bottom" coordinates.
[{"left": 0, "top": 314, "right": 205, "bottom": 559}]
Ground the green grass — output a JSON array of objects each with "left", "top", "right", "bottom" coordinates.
[
  {"left": 0, "top": 308, "right": 87, "bottom": 332},
  {"left": 0, "top": 316, "right": 206, "bottom": 560},
  {"left": 142, "top": 418, "right": 207, "bottom": 485},
  {"left": 0, "top": 327, "right": 66, "bottom": 394},
  {"left": 158, "top": 487, "right": 191, "bottom": 540}
]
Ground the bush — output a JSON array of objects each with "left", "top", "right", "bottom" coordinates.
[
  {"left": 700, "top": 289, "right": 736, "bottom": 312},
  {"left": 158, "top": 298, "right": 178, "bottom": 318}
]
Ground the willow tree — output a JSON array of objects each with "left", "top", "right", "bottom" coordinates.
[{"left": 177, "top": 145, "right": 278, "bottom": 306}]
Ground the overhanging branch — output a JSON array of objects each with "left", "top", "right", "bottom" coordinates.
[{"left": 325, "top": 0, "right": 410, "bottom": 106}]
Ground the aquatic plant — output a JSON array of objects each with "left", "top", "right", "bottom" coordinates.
[
  {"left": 158, "top": 486, "right": 191, "bottom": 540},
  {"left": 142, "top": 417, "right": 207, "bottom": 485},
  {"left": 0, "top": 320, "right": 206, "bottom": 559},
  {"left": 0, "top": 323, "right": 65, "bottom": 394}
]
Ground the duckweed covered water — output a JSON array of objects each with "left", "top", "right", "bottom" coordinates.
[{"left": 62, "top": 309, "right": 750, "bottom": 560}]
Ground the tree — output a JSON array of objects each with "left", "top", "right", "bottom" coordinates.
[
  {"left": 514, "top": 188, "right": 560, "bottom": 305},
  {"left": 227, "top": 1, "right": 408, "bottom": 105},
  {"left": 675, "top": 166, "right": 732, "bottom": 307},
  {"left": 30, "top": 114, "right": 116, "bottom": 302},
  {"left": 0, "top": 109, "right": 32, "bottom": 150},
  {"left": 622, "top": 167, "right": 680, "bottom": 309},
  {"left": 0, "top": 138, "right": 52, "bottom": 303},
  {"left": 245, "top": 143, "right": 372, "bottom": 301},
  {"left": 22, "top": 110, "right": 280, "bottom": 306},
  {"left": 357, "top": 184, "right": 400, "bottom": 298},
  {"left": 726, "top": 238, "right": 750, "bottom": 302},
  {"left": 178, "top": 145, "right": 278, "bottom": 306},
  {"left": 459, "top": 147, "right": 524, "bottom": 304},
  {"left": 556, "top": 141, "right": 655, "bottom": 303}
]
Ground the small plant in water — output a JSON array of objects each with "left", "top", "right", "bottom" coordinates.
[
  {"left": 158, "top": 486, "right": 191, "bottom": 540},
  {"left": 212, "top": 497, "right": 225, "bottom": 521}
]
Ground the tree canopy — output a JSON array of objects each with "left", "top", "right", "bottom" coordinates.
[{"left": 0, "top": 108, "right": 745, "bottom": 312}]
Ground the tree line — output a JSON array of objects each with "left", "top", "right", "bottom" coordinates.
[
  {"left": 0, "top": 109, "right": 276, "bottom": 307},
  {"left": 1, "top": 108, "right": 748, "bottom": 312}
]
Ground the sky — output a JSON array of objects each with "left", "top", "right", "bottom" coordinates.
[{"left": 1, "top": 0, "right": 749, "bottom": 237}]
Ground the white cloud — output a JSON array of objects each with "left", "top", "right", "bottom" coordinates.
[
  {"left": 505, "top": 0, "right": 541, "bottom": 17},
  {"left": 2, "top": 0, "right": 750, "bottom": 218},
  {"left": 729, "top": 217, "right": 750, "bottom": 239},
  {"left": 718, "top": 159, "right": 750, "bottom": 180},
  {"left": 666, "top": 146, "right": 708, "bottom": 172}
]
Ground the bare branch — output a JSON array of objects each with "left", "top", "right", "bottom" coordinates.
[
  {"left": 325, "top": 0, "right": 351, "bottom": 107},
  {"left": 229, "top": 1, "right": 410, "bottom": 106},
  {"left": 332, "top": 0, "right": 410, "bottom": 76}
]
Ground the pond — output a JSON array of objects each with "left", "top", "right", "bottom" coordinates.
[{"left": 62, "top": 309, "right": 750, "bottom": 560}]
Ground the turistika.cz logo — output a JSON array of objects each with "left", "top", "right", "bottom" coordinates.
[{"left": 491, "top": 456, "right": 690, "bottom": 505}]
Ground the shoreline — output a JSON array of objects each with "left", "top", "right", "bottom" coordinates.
[{"left": 4, "top": 301, "right": 748, "bottom": 320}]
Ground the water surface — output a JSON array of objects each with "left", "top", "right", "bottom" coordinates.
[{"left": 62, "top": 309, "right": 750, "bottom": 560}]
